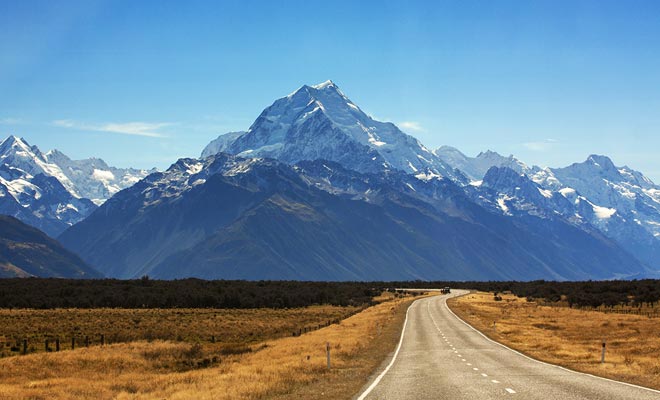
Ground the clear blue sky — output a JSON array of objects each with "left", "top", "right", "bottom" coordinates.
[{"left": 2, "top": 0, "right": 659, "bottom": 181}]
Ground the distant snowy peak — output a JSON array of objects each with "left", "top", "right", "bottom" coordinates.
[
  {"left": 434, "top": 146, "right": 533, "bottom": 181},
  {"left": 0, "top": 135, "right": 156, "bottom": 236},
  {"left": 469, "top": 154, "right": 660, "bottom": 271},
  {"left": 0, "top": 136, "right": 96, "bottom": 236},
  {"left": 549, "top": 154, "right": 660, "bottom": 235},
  {"left": 42, "top": 148, "right": 155, "bottom": 205},
  {"left": 551, "top": 154, "right": 659, "bottom": 198},
  {"left": 202, "top": 81, "right": 459, "bottom": 180},
  {"left": 0, "top": 135, "right": 155, "bottom": 205},
  {"left": 553, "top": 154, "right": 657, "bottom": 190},
  {"left": 480, "top": 166, "right": 562, "bottom": 216},
  {"left": 201, "top": 131, "right": 246, "bottom": 158},
  {"left": 0, "top": 136, "right": 78, "bottom": 194}
]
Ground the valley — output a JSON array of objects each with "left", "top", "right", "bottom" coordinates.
[
  {"left": 3, "top": 3, "right": 659, "bottom": 399},
  {"left": 0, "top": 291, "right": 415, "bottom": 400}
]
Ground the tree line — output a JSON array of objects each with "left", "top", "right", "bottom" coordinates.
[
  {"left": 0, "top": 278, "right": 658, "bottom": 309},
  {"left": 0, "top": 278, "right": 380, "bottom": 309},
  {"left": 388, "top": 279, "right": 660, "bottom": 308}
]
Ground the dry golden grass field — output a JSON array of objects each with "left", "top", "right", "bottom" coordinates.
[
  {"left": 449, "top": 291, "right": 660, "bottom": 391},
  {"left": 0, "top": 306, "right": 360, "bottom": 356},
  {"left": 0, "top": 292, "right": 416, "bottom": 399}
]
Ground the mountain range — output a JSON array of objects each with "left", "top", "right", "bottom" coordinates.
[
  {"left": 4, "top": 81, "right": 660, "bottom": 280},
  {"left": 57, "top": 81, "right": 658, "bottom": 280},
  {"left": 0, "top": 136, "right": 154, "bottom": 237},
  {"left": 436, "top": 147, "right": 660, "bottom": 271},
  {"left": 58, "top": 153, "right": 647, "bottom": 280}
]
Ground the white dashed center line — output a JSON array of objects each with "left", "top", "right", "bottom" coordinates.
[
  {"left": 492, "top": 380, "right": 500, "bottom": 384},
  {"left": 506, "top": 388, "right": 516, "bottom": 394},
  {"left": 481, "top": 373, "right": 488, "bottom": 377}
]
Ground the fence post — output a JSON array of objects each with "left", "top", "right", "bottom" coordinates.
[
  {"left": 71, "top": 337, "right": 75, "bottom": 350},
  {"left": 601, "top": 339, "right": 606, "bottom": 363},
  {"left": 100, "top": 334, "right": 105, "bottom": 346},
  {"left": 45, "top": 339, "right": 49, "bottom": 352},
  {"left": 22, "top": 339, "right": 27, "bottom": 355},
  {"left": 85, "top": 336, "right": 89, "bottom": 347},
  {"left": 326, "top": 342, "right": 331, "bottom": 369},
  {"left": 56, "top": 338, "right": 60, "bottom": 352}
]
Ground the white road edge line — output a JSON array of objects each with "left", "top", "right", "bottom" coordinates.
[
  {"left": 356, "top": 297, "right": 420, "bottom": 400},
  {"left": 445, "top": 291, "right": 660, "bottom": 395}
]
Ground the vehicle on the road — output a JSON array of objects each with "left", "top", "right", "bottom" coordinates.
[{"left": 441, "top": 287, "right": 451, "bottom": 294}]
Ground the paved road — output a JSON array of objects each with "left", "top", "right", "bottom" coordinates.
[{"left": 357, "top": 290, "right": 660, "bottom": 400}]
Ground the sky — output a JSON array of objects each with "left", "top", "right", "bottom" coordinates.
[{"left": 1, "top": 0, "right": 660, "bottom": 181}]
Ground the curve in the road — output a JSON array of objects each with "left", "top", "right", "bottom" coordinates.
[
  {"left": 444, "top": 293, "right": 660, "bottom": 396},
  {"left": 355, "top": 290, "right": 660, "bottom": 400}
]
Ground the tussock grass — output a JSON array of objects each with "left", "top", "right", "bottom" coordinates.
[
  {"left": 450, "top": 291, "right": 660, "bottom": 390},
  {"left": 0, "top": 306, "right": 357, "bottom": 355},
  {"left": 0, "top": 293, "right": 414, "bottom": 399}
]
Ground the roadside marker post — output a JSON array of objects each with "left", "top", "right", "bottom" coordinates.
[
  {"left": 326, "top": 342, "right": 331, "bottom": 369},
  {"left": 601, "top": 339, "right": 606, "bottom": 363}
]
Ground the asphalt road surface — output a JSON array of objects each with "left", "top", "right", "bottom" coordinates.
[{"left": 356, "top": 290, "right": 660, "bottom": 400}]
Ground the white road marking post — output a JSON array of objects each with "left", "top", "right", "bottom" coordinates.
[
  {"left": 601, "top": 339, "right": 606, "bottom": 364},
  {"left": 326, "top": 342, "right": 331, "bottom": 369}
]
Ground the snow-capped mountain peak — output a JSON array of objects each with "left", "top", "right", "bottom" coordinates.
[
  {"left": 311, "top": 79, "right": 336, "bottom": 90},
  {"left": 0, "top": 136, "right": 77, "bottom": 195},
  {"left": 201, "top": 131, "right": 246, "bottom": 158},
  {"left": 434, "top": 146, "right": 533, "bottom": 181},
  {"left": 0, "top": 135, "right": 156, "bottom": 236},
  {"left": 203, "top": 81, "right": 459, "bottom": 179},
  {"left": 586, "top": 154, "right": 617, "bottom": 170},
  {"left": 0, "top": 135, "right": 34, "bottom": 155}
]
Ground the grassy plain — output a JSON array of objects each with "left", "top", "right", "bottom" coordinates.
[
  {"left": 0, "top": 306, "right": 359, "bottom": 355},
  {"left": 0, "top": 292, "right": 416, "bottom": 399},
  {"left": 450, "top": 291, "right": 660, "bottom": 391}
]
